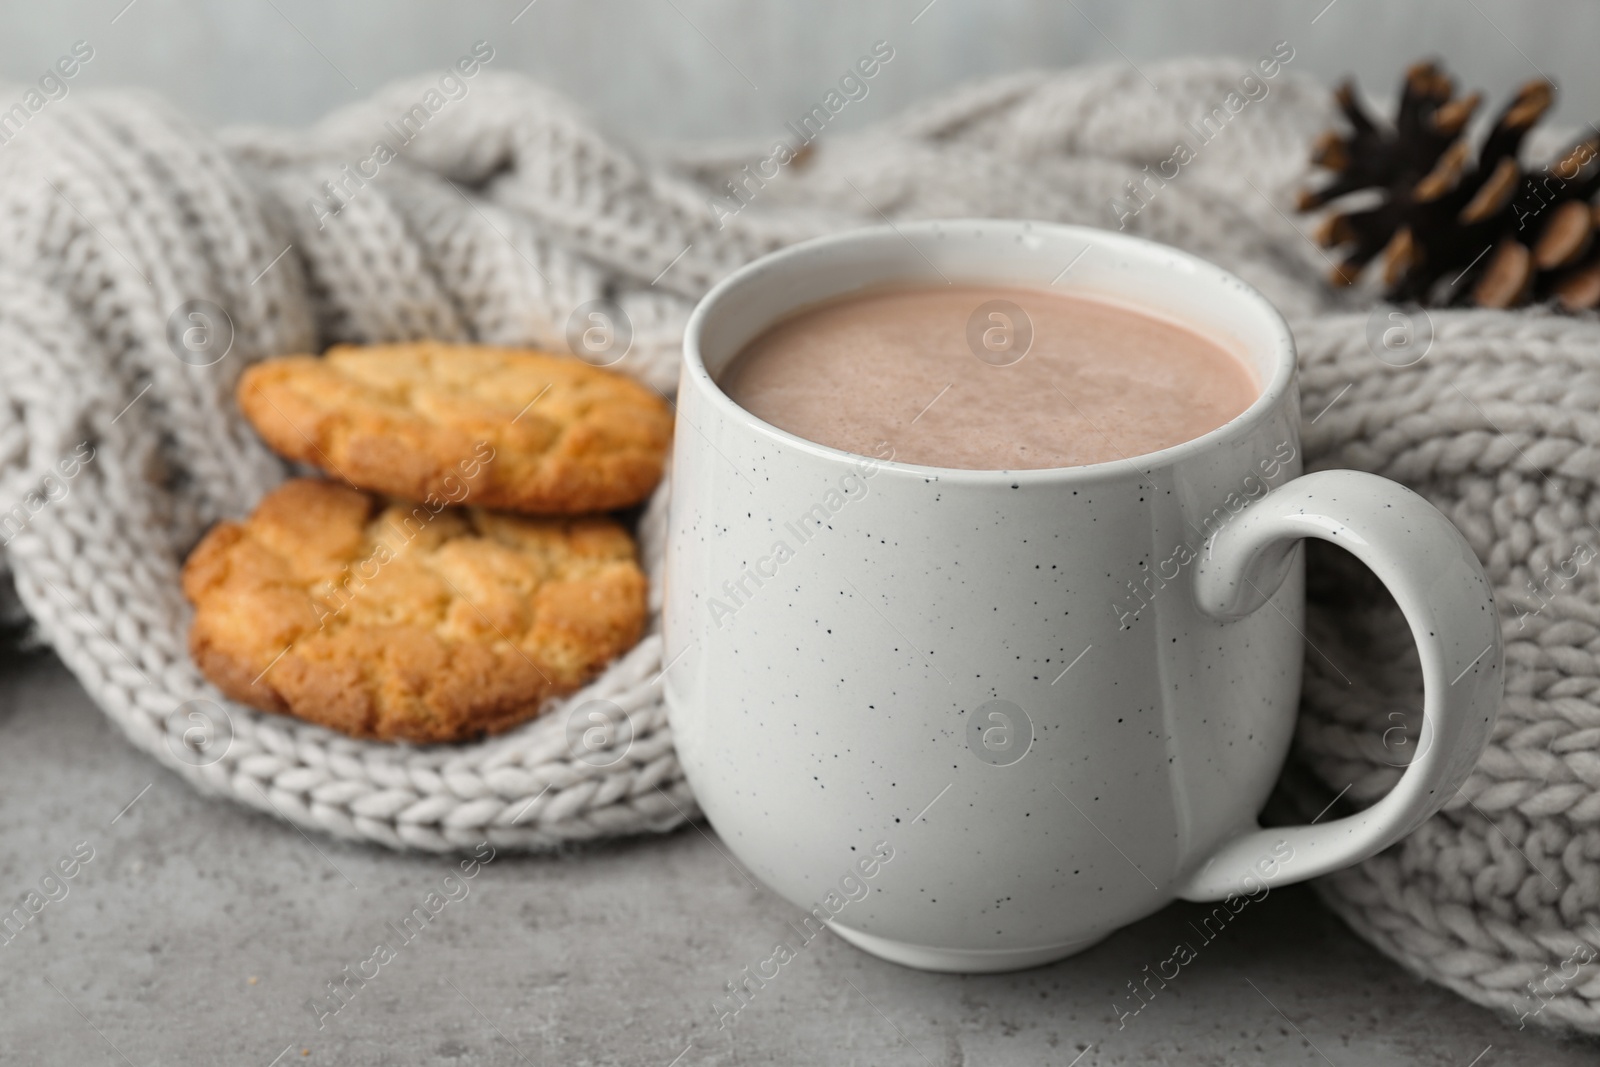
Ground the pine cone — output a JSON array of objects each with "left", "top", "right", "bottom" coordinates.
[{"left": 1298, "top": 61, "right": 1600, "bottom": 310}]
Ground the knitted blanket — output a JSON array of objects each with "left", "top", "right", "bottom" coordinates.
[{"left": 4, "top": 57, "right": 1599, "bottom": 1031}]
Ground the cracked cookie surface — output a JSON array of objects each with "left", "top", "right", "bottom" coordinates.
[
  {"left": 182, "top": 478, "right": 648, "bottom": 743},
  {"left": 238, "top": 342, "right": 673, "bottom": 514}
]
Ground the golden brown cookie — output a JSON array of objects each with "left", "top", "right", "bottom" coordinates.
[
  {"left": 182, "top": 478, "right": 648, "bottom": 744},
  {"left": 237, "top": 342, "right": 673, "bottom": 514}
]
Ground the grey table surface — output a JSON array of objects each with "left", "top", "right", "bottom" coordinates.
[{"left": 2, "top": 644, "right": 1595, "bottom": 1067}]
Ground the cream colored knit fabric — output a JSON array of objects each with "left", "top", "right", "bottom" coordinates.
[{"left": 4, "top": 59, "right": 1598, "bottom": 1030}]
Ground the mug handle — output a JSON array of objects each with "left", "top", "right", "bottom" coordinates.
[{"left": 1176, "top": 469, "right": 1502, "bottom": 901}]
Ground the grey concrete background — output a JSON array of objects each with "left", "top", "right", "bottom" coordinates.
[
  {"left": 4, "top": 646, "right": 1598, "bottom": 1064},
  {"left": 5, "top": 3, "right": 1600, "bottom": 1063},
  {"left": 0, "top": 0, "right": 1591, "bottom": 142}
]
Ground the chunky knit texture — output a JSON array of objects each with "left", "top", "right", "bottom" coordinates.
[{"left": 4, "top": 60, "right": 1600, "bottom": 1029}]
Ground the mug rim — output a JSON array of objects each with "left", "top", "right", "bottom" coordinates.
[{"left": 681, "top": 218, "right": 1298, "bottom": 484}]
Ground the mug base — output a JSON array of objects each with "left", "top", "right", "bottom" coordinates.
[{"left": 829, "top": 923, "right": 1109, "bottom": 973}]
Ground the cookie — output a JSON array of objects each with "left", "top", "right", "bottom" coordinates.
[
  {"left": 182, "top": 478, "right": 648, "bottom": 744},
  {"left": 237, "top": 342, "right": 673, "bottom": 514}
]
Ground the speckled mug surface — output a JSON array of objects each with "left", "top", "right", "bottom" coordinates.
[{"left": 664, "top": 219, "right": 1502, "bottom": 973}]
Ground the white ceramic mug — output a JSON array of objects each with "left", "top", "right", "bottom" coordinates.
[{"left": 664, "top": 219, "right": 1502, "bottom": 973}]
